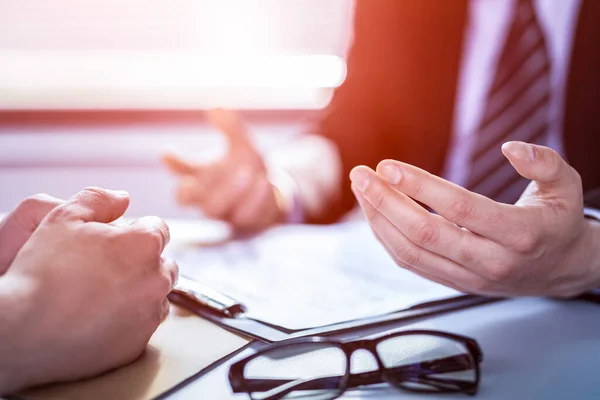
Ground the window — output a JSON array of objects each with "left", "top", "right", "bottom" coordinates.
[{"left": 0, "top": 0, "right": 353, "bottom": 110}]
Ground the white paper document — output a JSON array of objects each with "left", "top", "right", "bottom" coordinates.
[{"left": 166, "top": 220, "right": 460, "bottom": 330}]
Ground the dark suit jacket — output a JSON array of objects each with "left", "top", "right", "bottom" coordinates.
[{"left": 312, "top": 0, "right": 600, "bottom": 224}]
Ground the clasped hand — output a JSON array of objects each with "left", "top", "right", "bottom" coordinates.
[
  {"left": 0, "top": 188, "right": 177, "bottom": 393},
  {"left": 350, "top": 141, "right": 600, "bottom": 297}
]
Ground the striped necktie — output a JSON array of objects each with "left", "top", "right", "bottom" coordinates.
[{"left": 465, "top": 0, "right": 551, "bottom": 204}]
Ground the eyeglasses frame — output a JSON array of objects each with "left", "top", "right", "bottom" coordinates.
[{"left": 229, "top": 329, "right": 482, "bottom": 399}]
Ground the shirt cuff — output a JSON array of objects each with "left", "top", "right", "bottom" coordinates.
[
  {"left": 267, "top": 166, "right": 303, "bottom": 224},
  {"left": 583, "top": 207, "right": 600, "bottom": 222}
]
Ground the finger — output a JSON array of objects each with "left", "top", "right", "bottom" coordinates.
[
  {"left": 351, "top": 184, "right": 486, "bottom": 292},
  {"left": 159, "top": 298, "right": 171, "bottom": 323},
  {"left": 163, "top": 152, "right": 220, "bottom": 192},
  {"left": 501, "top": 141, "right": 581, "bottom": 196},
  {"left": 0, "top": 194, "right": 64, "bottom": 272},
  {"left": 13, "top": 194, "right": 64, "bottom": 230},
  {"left": 202, "top": 164, "right": 254, "bottom": 220},
  {"left": 161, "top": 257, "right": 179, "bottom": 290},
  {"left": 47, "top": 187, "right": 130, "bottom": 224},
  {"left": 162, "top": 152, "right": 198, "bottom": 176},
  {"left": 177, "top": 175, "right": 207, "bottom": 206},
  {"left": 371, "top": 230, "right": 469, "bottom": 293},
  {"left": 230, "top": 175, "right": 278, "bottom": 230},
  {"left": 370, "top": 161, "right": 519, "bottom": 243},
  {"left": 206, "top": 108, "right": 250, "bottom": 147},
  {"left": 350, "top": 168, "right": 504, "bottom": 270},
  {"left": 128, "top": 216, "right": 171, "bottom": 254}
]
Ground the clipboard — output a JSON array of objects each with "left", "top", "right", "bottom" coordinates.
[
  {"left": 165, "top": 220, "right": 505, "bottom": 343},
  {"left": 168, "top": 287, "right": 503, "bottom": 343}
]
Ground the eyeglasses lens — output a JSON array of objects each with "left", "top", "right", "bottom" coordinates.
[
  {"left": 243, "top": 342, "right": 348, "bottom": 400},
  {"left": 376, "top": 334, "right": 476, "bottom": 393}
]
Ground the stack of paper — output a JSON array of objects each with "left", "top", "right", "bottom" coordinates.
[{"left": 167, "top": 220, "right": 460, "bottom": 330}]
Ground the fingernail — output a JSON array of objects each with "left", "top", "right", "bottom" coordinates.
[
  {"left": 379, "top": 163, "right": 402, "bottom": 184},
  {"left": 109, "top": 189, "right": 130, "bottom": 197},
  {"left": 503, "top": 141, "right": 535, "bottom": 162},
  {"left": 350, "top": 169, "right": 370, "bottom": 192}
]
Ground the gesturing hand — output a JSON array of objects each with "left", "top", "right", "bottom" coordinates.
[
  {"left": 0, "top": 194, "right": 63, "bottom": 276},
  {"left": 350, "top": 141, "right": 600, "bottom": 297},
  {"left": 0, "top": 188, "right": 178, "bottom": 392},
  {"left": 162, "top": 109, "right": 284, "bottom": 233}
]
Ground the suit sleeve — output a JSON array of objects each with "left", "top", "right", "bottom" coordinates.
[{"left": 308, "top": 0, "right": 397, "bottom": 224}]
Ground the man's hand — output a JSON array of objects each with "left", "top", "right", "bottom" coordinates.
[
  {"left": 350, "top": 141, "right": 600, "bottom": 297},
  {"left": 0, "top": 194, "right": 63, "bottom": 276},
  {"left": 0, "top": 188, "right": 178, "bottom": 393},
  {"left": 162, "top": 109, "right": 284, "bottom": 233}
]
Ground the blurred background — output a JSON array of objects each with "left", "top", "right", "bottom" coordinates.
[{"left": 0, "top": 0, "right": 353, "bottom": 217}]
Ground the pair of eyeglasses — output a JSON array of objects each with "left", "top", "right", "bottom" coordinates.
[{"left": 229, "top": 329, "right": 482, "bottom": 400}]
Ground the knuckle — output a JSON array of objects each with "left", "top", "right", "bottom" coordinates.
[
  {"left": 146, "top": 230, "right": 165, "bottom": 253},
  {"left": 158, "top": 219, "right": 171, "bottom": 246},
  {"left": 132, "top": 227, "right": 164, "bottom": 255},
  {"left": 82, "top": 187, "right": 111, "bottom": 203},
  {"left": 408, "top": 175, "right": 424, "bottom": 198},
  {"left": 393, "top": 243, "right": 420, "bottom": 267},
  {"left": 457, "top": 245, "right": 477, "bottom": 265},
  {"left": 546, "top": 149, "right": 564, "bottom": 172},
  {"left": 408, "top": 219, "right": 439, "bottom": 247},
  {"left": 510, "top": 231, "right": 540, "bottom": 255},
  {"left": 19, "top": 193, "right": 52, "bottom": 210},
  {"left": 484, "top": 262, "right": 515, "bottom": 283},
  {"left": 16, "top": 194, "right": 60, "bottom": 219},
  {"left": 469, "top": 278, "right": 495, "bottom": 295},
  {"left": 14, "top": 195, "right": 47, "bottom": 220},
  {"left": 446, "top": 198, "right": 475, "bottom": 226},
  {"left": 105, "top": 228, "right": 124, "bottom": 247},
  {"left": 45, "top": 204, "right": 74, "bottom": 223},
  {"left": 163, "top": 258, "right": 179, "bottom": 288},
  {"left": 156, "top": 273, "right": 173, "bottom": 297},
  {"left": 369, "top": 185, "right": 387, "bottom": 213},
  {"left": 362, "top": 202, "right": 378, "bottom": 221}
]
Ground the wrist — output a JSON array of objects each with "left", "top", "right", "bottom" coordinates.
[
  {"left": 584, "top": 219, "right": 600, "bottom": 290},
  {"left": 0, "top": 274, "right": 38, "bottom": 394},
  {"left": 267, "top": 166, "right": 303, "bottom": 224},
  {"left": 569, "top": 219, "right": 600, "bottom": 295}
]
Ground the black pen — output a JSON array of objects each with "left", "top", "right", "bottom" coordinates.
[{"left": 169, "top": 275, "right": 247, "bottom": 318}]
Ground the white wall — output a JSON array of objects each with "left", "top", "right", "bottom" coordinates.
[{"left": 0, "top": 117, "right": 304, "bottom": 218}]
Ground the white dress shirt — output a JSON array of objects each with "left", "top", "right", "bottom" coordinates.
[{"left": 444, "top": 0, "right": 583, "bottom": 186}]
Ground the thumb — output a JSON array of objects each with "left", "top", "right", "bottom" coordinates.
[
  {"left": 206, "top": 108, "right": 250, "bottom": 149},
  {"left": 48, "top": 187, "right": 131, "bottom": 223},
  {"left": 502, "top": 141, "right": 580, "bottom": 194}
]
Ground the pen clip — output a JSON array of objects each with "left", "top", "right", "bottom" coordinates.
[{"left": 171, "top": 275, "right": 246, "bottom": 318}]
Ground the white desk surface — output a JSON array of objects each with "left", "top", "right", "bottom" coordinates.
[{"left": 170, "top": 297, "right": 600, "bottom": 400}]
